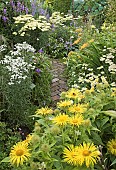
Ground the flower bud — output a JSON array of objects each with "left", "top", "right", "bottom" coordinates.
[
  {"left": 31, "top": 134, "right": 40, "bottom": 144},
  {"left": 50, "top": 125, "right": 60, "bottom": 135},
  {"left": 41, "top": 144, "right": 50, "bottom": 152}
]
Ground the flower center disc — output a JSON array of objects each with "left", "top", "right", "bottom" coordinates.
[
  {"left": 16, "top": 149, "right": 24, "bottom": 156},
  {"left": 72, "top": 93, "right": 76, "bottom": 96},
  {"left": 83, "top": 150, "right": 91, "bottom": 156},
  {"left": 72, "top": 120, "right": 78, "bottom": 124},
  {"left": 113, "top": 144, "right": 116, "bottom": 149}
]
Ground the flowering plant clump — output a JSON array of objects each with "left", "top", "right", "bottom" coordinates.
[
  {"left": 0, "top": 42, "right": 36, "bottom": 85},
  {"left": 13, "top": 14, "right": 51, "bottom": 36},
  {"left": 66, "top": 24, "right": 116, "bottom": 88},
  {"left": 0, "top": 42, "right": 52, "bottom": 126},
  {"left": 0, "top": 0, "right": 29, "bottom": 43},
  {"left": 12, "top": 11, "right": 75, "bottom": 53},
  {"left": 2, "top": 80, "right": 116, "bottom": 169}
]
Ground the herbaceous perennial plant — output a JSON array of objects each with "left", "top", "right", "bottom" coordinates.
[
  {"left": 0, "top": 42, "right": 52, "bottom": 126},
  {"left": 2, "top": 78, "right": 116, "bottom": 169}
]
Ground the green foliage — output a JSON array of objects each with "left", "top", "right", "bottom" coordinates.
[
  {"left": 44, "top": 25, "right": 76, "bottom": 58},
  {"left": 106, "top": 0, "right": 116, "bottom": 23},
  {"left": 71, "top": 0, "right": 108, "bottom": 28},
  {"left": 46, "top": 0, "right": 71, "bottom": 14},
  {"left": 0, "top": 121, "right": 21, "bottom": 170}
]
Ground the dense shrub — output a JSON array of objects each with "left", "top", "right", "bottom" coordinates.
[
  {"left": 0, "top": 122, "right": 21, "bottom": 170},
  {"left": 46, "top": 0, "right": 71, "bottom": 14},
  {"left": 71, "top": 0, "right": 107, "bottom": 28},
  {"left": 105, "top": 0, "right": 116, "bottom": 23}
]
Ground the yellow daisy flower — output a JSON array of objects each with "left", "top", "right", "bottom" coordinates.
[
  {"left": 72, "top": 37, "right": 82, "bottom": 45},
  {"left": 52, "top": 113, "right": 69, "bottom": 126},
  {"left": 35, "top": 107, "right": 53, "bottom": 115},
  {"left": 84, "top": 87, "right": 94, "bottom": 95},
  {"left": 75, "top": 28, "right": 82, "bottom": 33},
  {"left": 10, "top": 142, "right": 31, "bottom": 167},
  {"left": 57, "top": 100, "right": 73, "bottom": 108},
  {"left": 80, "top": 43, "right": 89, "bottom": 50},
  {"left": 68, "top": 51, "right": 76, "bottom": 57},
  {"left": 111, "top": 88, "right": 116, "bottom": 97},
  {"left": 66, "top": 88, "right": 81, "bottom": 99},
  {"left": 22, "top": 134, "right": 32, "bottom": 146},
  {"left": 78, "top": 33, "right": 82, "bottom": 36},
  {"left": 88, "top": 39, "right": 94, "bottom": 43},
  {"left": 68, "top": 114, "right": 84, "bottom": 127},
  {"left": 63, "top": 145, "right": 78, "bottom": 165},
  {"left": 107, "top": 139, "right": 116, "bottom": 155},
  {"left": 76, "top": 143, "right": 101, "bottom": 167},
  {"left": 68, "top": 104, "right": 87, "bottom": 114}
]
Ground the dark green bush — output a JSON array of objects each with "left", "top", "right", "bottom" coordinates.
[
  {"left": 0, "top": 122, "right": 21, "bottom": 170},
  {"left": 53, "top": 0, "right": 71, "bottom": 14}
]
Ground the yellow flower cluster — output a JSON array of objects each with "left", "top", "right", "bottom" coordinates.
[
  {"left": 49, "top": 12, "right": 73, "bottom": 26},
  {"left": 13, "top": 14, "right": 51, "bottom": 36},
  {"left": 52, "top": 113, "right": 84, "bottom": 127},
  {"left": 63, "top": 143, "right": 100, "bottom": 167},
  {"left": 72, "top": 37, "right": 82, "bottom": 45},
  {"left": 57, "top": 100, "right": 73, "bottom": 108},
  {"left": 35, "top": 107, "right": 53, "bottom": 115}
]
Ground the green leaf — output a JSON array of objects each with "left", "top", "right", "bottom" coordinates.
[
  {"left": 91, "top": 126, "right": 100, "bottom": 132},
  {"left": 110, "top": 158, "right": 116, "bottom": 166},
  {"left": 1, "top": 157, "right": 10, "bottom": 163},
  {"left": 0, "top": 109, "right": 5, "bottom": 113},
  {"left": 91, "top": 131, "right": 104, "bottom": 145},
  {"left": 101, "top": 117, "right": 109, "bottom": 127},
  {"left": 102, "top": 110, "right": 116, "bottom": 118},
  {"left": 30, "top": 83, "right": 36, "bottom": 89}
]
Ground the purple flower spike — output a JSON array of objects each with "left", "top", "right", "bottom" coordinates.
[
  {"left": 46, "top": 13, "right": 50, "bottom": 20},
  {"left": 10, "top": 0, "right": 15, "bottom": 9},
  {"left": 35, "top": 68, "right": 41, "bottom": 74},
  {"left": 3, "top": 8, "right": 7, "bottom": 15},
  {"left": 38, "top": 48, "right": 43, "bottom": 53},
  {"left": 21, "top": 5, "right": 25, "bottom": 11},
  {"left": 25, "top": 7, "right": 28, "bottom": 14},
  {"left": 17, "top": 1, "right": 21, "bottom": 8},
  {"left": 2, "top": 16, "right": 8, "bottom": 22}
]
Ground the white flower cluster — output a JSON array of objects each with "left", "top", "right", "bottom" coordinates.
[
  {"left": 71, "top": 59, "right": 116, "bottom": 89},
  {"left": 14, "top": 42, "right": 36, "bottom": 53},
  {"left": 77, "top": 63, "right": 99, "bottom": 85},
  {"left": 0, "top": 44, "right": 7, "bottom": 52},
  {"left": 100, "top": 47, "right": 116, "bottom": 74},
  {"left": 0, "top": 43, "right": 36, "bottom": 85}
]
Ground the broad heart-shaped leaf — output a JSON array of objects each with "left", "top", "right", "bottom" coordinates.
[
  {"left": 110, "top": 158, "right": 116, "bottom": 166},
  {"left": 1, "top": 157, "right": 10, "bottom": 163},
  {"left": 102, "top": 110, "right": 116, "bottom": 118}
]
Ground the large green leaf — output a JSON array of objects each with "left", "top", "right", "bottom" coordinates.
[
  {"left": 102, "top": 110, "right": 116, "bottom": 118},
  {"left": 1, "top": 157, "right": 10, "bottom": 163}
]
